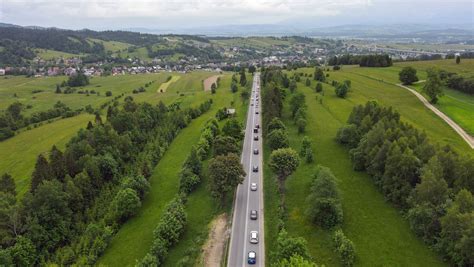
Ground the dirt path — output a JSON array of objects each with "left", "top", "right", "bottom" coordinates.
[
  {"left": 397, "top": 83, "right": 474, "bottom": 149},
  {"left": 157, "top": 75, "right": 180, "bottom": 93},
  {"left": 203, "top": 75, "right": 221, "bottom": 91},
  {"left": 200, "top": 213, "right": 229, "bottom": 267}
]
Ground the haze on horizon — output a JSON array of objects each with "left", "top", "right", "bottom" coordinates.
[{"left": 0, "top": 0, "right": 472, "bottom": 31}]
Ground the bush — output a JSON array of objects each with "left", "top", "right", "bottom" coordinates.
[
  {"left": 105, "top": 91, "right": 112, "bottom": 97},
  {"left": 121, "top": 175, "right": 150, "bottom": 199},
  {"left": 179, "top": 168, "right": 200, "bottom": 194},
  {"left": 306, "top": 166, "right": 343, "bottom": 228},
  {"left": 112, "top": 188, "right": 141, "bottom": 222},
  {"left": 333, "top": 230, "right": 356, "bottom": 266},
  {"left": 336, "top": 124, "right": 360, "bottom": 148}
]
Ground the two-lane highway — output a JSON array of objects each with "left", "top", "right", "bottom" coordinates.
[{"left": 228, "top": 73, "right": 264, "bottom": 266}]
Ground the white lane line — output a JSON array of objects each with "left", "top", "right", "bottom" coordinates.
[{"left": 242, "top": 77, "right": 258, "bottom": 266}]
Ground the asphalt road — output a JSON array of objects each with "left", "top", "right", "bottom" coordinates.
[{"left": 228, "top": 73, "right": 265, "bottom": 267}]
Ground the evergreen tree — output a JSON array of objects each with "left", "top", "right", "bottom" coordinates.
[
  {"left": 0, "top": 173, "right": 16, "bottom": 196},
  {"left": 30, "top": 154, "right": 52, "bottom": 192}
]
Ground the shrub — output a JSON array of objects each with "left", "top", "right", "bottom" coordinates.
[
  {"left": 112, "top": 188, "right": 141, "bottom": 222},
  {"left": 333, "top": 230, "right": 356, "bottom": 266}
]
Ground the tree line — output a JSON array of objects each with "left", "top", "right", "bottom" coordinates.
[
  {"left": 328, "top": 54, "right": 392, "bottom": 67},
  {"left": 0, "top": 101, "right": 78, "bottom": 141},
  {"left": 336, "top": 101, "right": 474, "bottom": 266},
  {"left": 0, "top": 97, "right": 212, "bottom": 266}
]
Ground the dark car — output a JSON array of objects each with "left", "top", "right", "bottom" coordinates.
[
  {"left": 255, "top": 111, "right": 259, "bottom": 114},
  {"left": 253, "top": 165, "right": 258, "bottom": 172},
  {"left": 250, "top": 210, "right": 258, "bottom": 220},
  {"left": 253, "top": 148, "right": 259, "bottom": 155},
  {"left": 253, "top": 128, "right": 258, "bottom": 133},
  {"left": 254, "top": 135, "right": 259, "bottom": 141},
  {"left": 248, "top": 251, "right": 256, "bottom": 265},
  {"left": 255, "top": 124, "right": 260, "bottom": 129}
]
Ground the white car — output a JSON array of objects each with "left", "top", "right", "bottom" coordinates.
[
  {"left": 250, "top": 183, "right": 257, "bottom": 191},
  {"left": 250, "top": 231, "right": 259, "bottom": 244}
]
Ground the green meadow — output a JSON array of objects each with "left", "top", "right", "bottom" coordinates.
[{"left": 265, "top": 63, "right": 473, "bottom": 266}]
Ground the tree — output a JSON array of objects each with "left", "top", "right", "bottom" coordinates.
[
  {"left": 10, "top": 236, "right": 37, "bottom": 266},
  {"left": 230, "top": 81, "right": 238, "bottom": 93},
  {"left": 335, "top": 83, "right": 349, "bottom": 98},
  {"left": 222, "top": 118, "right": 244, "bottom": 140},
  {"left": 399, "top": 67, "right": 419, "bottom": 85},
  {"left": 275, "top": 255, "right": 318, "bottom": 267},
  {"left": 183, "top": 147, "right": 202, "bottom": 175},
  {"left": 268, "top": 129, "right": 290, "bottom": 151},
  {"left": 296, "top": 118, "right": 307, "bottom": 133},
  {"left": 239, "top": 68, "right": 247, "bottom": 86},
  {"left": 314, "top": 67, "right": 325, "bottom": 82},
  {"left": 0, "top": 173, "right": 16, "bottom": 196},
  {"left": 456, "top": 55, "right": 461, "bottom": 64},
  {"left": 306, "top": 166, "right": 343, "bottom": 228},
  {"left": 275, "top": 229, "right": 311, "bottom": 261},
  {"left": 55, "top": 84, "right": 62, "bottom": 94},
  {"left": 208, "top": 153, "right": 245, "bottom": 206},
  {"left": 105, "top": 91, "right": 112, "bottom": 97},
  {"left": 213, "top": 135, "right": 239, "bottom": 156},
  {"left": 30, "top": 154, "right": 52, "bottom": 192},
  {"left": 179, "top": 168, "right": 200, "bottom": 194},
  {"left": 122, "top": 175, "right": 150, "bottom": 199},
  {"left": 67, "top": 73, "right": 89, "bottom": 87},
  {"left": 49, "top": 146, "right": 67, "bottom": 181},
  {"left": 439, "top": 189, "right": 474, "bottom": 266},
  {"left": 423, "top": 68, "right": 443, "bottom": 104},
  {"left": 333, "top": 230, "right": 356, "bottom": 267},
  {"left": 315, "top": 82, "right": 323, "bottom": 93},
  {"left": 267, "top": 117, "right": 286, "bottom": 133},
  {"left": 269, "top": 148, "right": 300, "bottom": 194},
  {"left": 112, "top": 188, "right": 141, "bottom": 222},
  {"left": 249, "top": 65, "right": 256, "bottom": 74},
  {"left": 305, "top": 78, "right": 311, "bottom": 87},
  {"left": 211, "top": 83, "right": 217, "bottom": 94},
  {"left": 289, "top": 80, "right": 297, "bottom": 93}
]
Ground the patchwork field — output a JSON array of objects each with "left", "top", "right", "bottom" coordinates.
[{"left": 0, "top": 71, "right": 219, "bottom": 197}]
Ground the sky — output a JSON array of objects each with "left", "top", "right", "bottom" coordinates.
[{"left": 0, "top": 0, "right": 472, "bottom": 30}]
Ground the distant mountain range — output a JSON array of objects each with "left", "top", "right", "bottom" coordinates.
[{"left": 1, "top": 22, "right": 473, "bottom": 40}]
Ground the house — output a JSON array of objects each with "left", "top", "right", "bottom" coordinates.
[
  {"left": 226, "top": 108, "right": 236, "bottom": 116},
  {"left": 0, "top": 69, "right": 5, "bottom": 76}
]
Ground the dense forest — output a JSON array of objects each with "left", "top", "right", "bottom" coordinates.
[
  {"left": 337, "top": 101, "right": 474, "bottom": 266},
  {"left": 0, "top": 97, "right": 213, "bottom": 265},
  {"left": 328, "top": 54, "right": 393, "bottom": 67}
]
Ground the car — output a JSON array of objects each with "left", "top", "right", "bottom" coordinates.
[
  {"left": 251, "top": 103, "right": 254, "bottom": 106},
  {"left": 250, "top": 210, "right": 258, "bottom": 220},
  {"left": 253, "top": 148, "right": 259, "bottom": 155},
  {"left": 248, "top": 251, "right": 256, "bottom": 265},
  {"left": 255, "top": 111, "right": 259, "bottom": 114},
  {"left": 250, "top": 182, "right": 257, "bottom": 191},
  {"left": 253, "top": 128, "right": 258, "bottom": 133},
  {"left": 250, "top": 231, "right": 259, "bottom": 244},
  {"left": 254, "top": 135, "right": 259, "bottom": 141},
  {"left": 253, "top": 165, "right": 258, "bottom": 172},
  {"left": 255, "top": 124, "right": 260, "bottom": 129}
]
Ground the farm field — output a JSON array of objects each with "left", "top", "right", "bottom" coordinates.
[
  {"left": 0, "top": 71, "right": 220, "bottom": 197},
  {"left": 341, "top": 59, "right": 474, "bottom": 136},
  {"left": 98, "top": 74, "right": 248, "bottom": 266},
  {"left": 35, "top": 49, "right": 82, "bottom": 60},
  {"left": 264, "top": 64, "right": 474, "bottom": 266},
  {"left": 0, "top": 113, "right": 94, "bottom": 196}
]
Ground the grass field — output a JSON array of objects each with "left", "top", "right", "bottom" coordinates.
[
  {"left": 340, "top": 59, "right": 474, "bottom": 136},
  {"left": 87, "top": 38, "right": 132, "bottom": 53},
  {"left": 35, "top": 49, "right": 82, "bottom": 60},
  {"left": 264, "top": 64, "right": 474, "bottom": 266},
  {"left": 0, "top": 74, "right": 172, "bottom": 116},
  {"left": 98, "top": 74, "right": 248, "bottom": 266},
  {"left": 0, "top": 114, "right": 94, "bottom": 196},
  {"left": 157, "top": 75, "right": 180, "bottom": 92}
]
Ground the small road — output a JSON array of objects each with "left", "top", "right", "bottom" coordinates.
[
  {"left": 228, "top": 73, "right": 265, "bottom": 266},
  {"left": 396, "top": 83, "right": 474, "bottom": 149}
]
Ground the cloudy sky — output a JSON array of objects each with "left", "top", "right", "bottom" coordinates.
[{"left": 0, "top": 0, "right": 472, "bottom": 30}]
